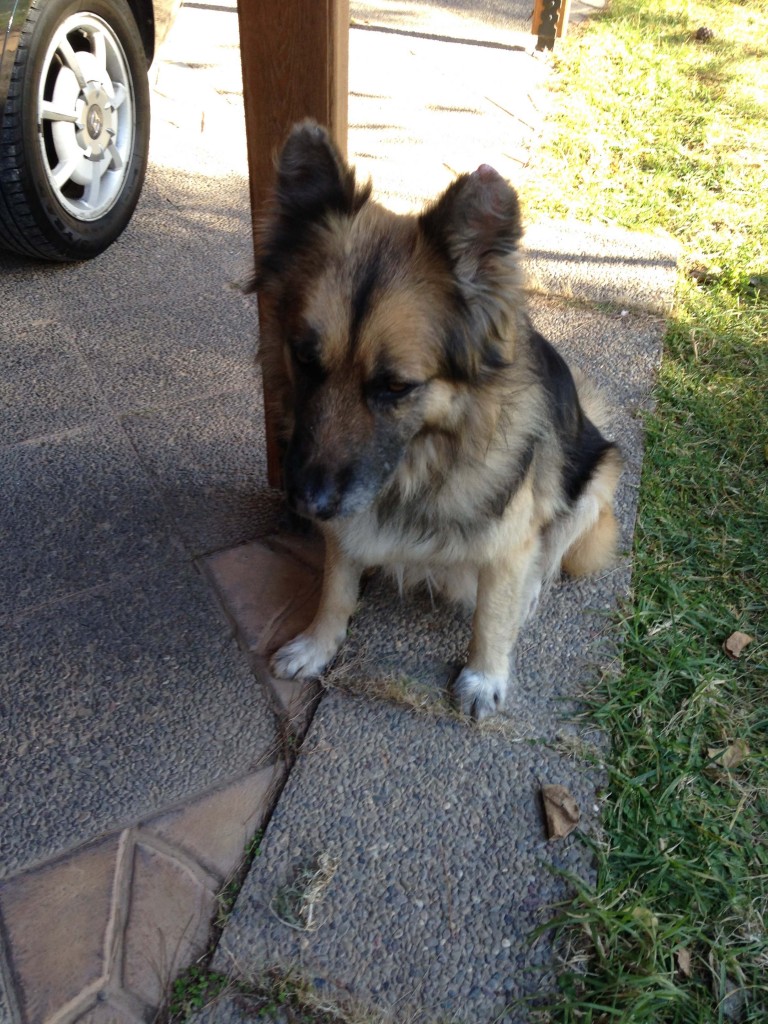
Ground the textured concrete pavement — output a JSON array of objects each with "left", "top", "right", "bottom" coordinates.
[{"left": 0, "top": 1, "right": 678, "bottom": 1022}]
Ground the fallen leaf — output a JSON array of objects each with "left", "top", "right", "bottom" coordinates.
[
  {"left": 676, "top": 946, "right": 693, "bottom": 977},
  {"left": 707, "top": 738, "right": 750, "bottom": 770},
  {"left": 723, "top": 631, "right": 753, "bottom": 659},
  {"left": 541, "top": 784, "right": 580, "bottom": 840}
]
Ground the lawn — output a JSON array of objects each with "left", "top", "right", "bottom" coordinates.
[{"left": 524, "top": 1, "right": 768, "bottom": 1020}]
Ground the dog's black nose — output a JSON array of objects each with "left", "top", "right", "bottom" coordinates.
[
  {"left": 289, "top": 466, "right": 341, "bottom": 521},
  {"left": 306, "top": 492, "right": 339, "bottom": 521}
]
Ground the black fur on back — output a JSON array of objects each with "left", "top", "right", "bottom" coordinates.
[{"left": 530, "top": 329, "right": 617, "bottom": 503}]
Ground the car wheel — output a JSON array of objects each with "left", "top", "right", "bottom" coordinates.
[{"left": 0, "top": 0, "right": 150, "bottom": 261}]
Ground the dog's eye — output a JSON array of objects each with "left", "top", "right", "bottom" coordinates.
[
  {"left": 290, "top": 343, "right": 323, "bottom": 378},
  {"left": 292, "top": 347, "right": 314, "bottom": 366},
  {"left": 288, "top": 327, "right": 323, "bottom": 375},
  {"left": 370, "top": 379, "right": 420, "bottom": 403}
]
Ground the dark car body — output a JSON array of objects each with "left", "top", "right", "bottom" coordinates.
[{"left": 0, "top": 0, "right": 179, "bottom": 120}]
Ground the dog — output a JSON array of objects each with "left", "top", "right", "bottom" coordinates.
[{"left": 251, "top": 121, "right": 622, "bottom": 719}]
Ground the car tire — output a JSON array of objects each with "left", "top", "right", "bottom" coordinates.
[{"left": 0, "top": 0, "right": 150, "bottom": 261}]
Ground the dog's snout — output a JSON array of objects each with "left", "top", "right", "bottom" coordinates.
[{"left": 288, "top": 464, "right": 342, "bottom": 521}]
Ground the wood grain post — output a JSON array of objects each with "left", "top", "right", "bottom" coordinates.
[
  {"left": 237, "top": 0, "right": 350, "bottom": 487},
  {"left": 532, "top": 0, "right": 572, "bottom": 49}
]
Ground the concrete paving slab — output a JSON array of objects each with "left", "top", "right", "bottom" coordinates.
[
  {"left": 0, "top": 421, "right": 179, "bottom": 619},
  {"left": 202, "top": 537, "right": 325, "bottom": 737},
  {"left": 352, "top": 0, "right": 536, "bottom": 40},
  {"left": 348, "top": 22, "right": 553, "bottom": 214},
  {"left": 214, "top": 691, "right": 600, "bottom": 1023},
  {"left": 121, "top": 391, "right": 281, "bottom": 558},
  {"left": 203, "top": 540, "right": 322, "bottom": 661},
  {"left": 352, "top": 0, "right": 607, "bottom": 41},
  {"left": 124, "top": 839, "right": 218, "bottom": 1007},
  {"left": 0, "top": 319, "right": 103, "bottom": 447},
  {"left": 143, "top": 764, "right": 286, "bottom": 884},
  {"left": 0, "top": 835, "right": 121, "bottom": 1024},
  {"left": 0, "top": 556, "right": 279, "bottom": 880},
  {"left": 524, "top": 220, "right": 681, "bottom": 314}
]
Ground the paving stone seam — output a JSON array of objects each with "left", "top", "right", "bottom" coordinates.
[
  {"left": 107, "top": 380, "right": 258, "bottom": 422},
  {"left": 0, "top": 925, "right": 22, "bottom": 1024},
  {"left": 43, "top": 979, "right": 104, "bottom": 1024},
  {"left": 80, "top": 988, "right": 147, "bottom": 1024},
  {"left": 133, "top": 830, "right": 221, "bottom": 894},
  {"left": 104, "top": 829, "right": 134, "bottom": 994},
  {"left": 248, "top": 653, "right": 323, "bottom": 742},
  {"left": 0, "top": 561, "right": 182, "bottom": 630},
  {"left": 0, "top": 418, "right": 116, "bottom": 455},
  {"left": 0, "top": 761, "right": 285, "bottom": 887}
]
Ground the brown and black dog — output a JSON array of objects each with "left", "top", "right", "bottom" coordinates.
[{"left": 251, "top": 121, "right": 622, "bottom": 719}]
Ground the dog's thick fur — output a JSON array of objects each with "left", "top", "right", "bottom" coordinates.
[{"left": 253, "top": 122, "right": 622, "bottom": 719}]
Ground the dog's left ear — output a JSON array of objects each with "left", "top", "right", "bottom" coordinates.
[{"left": 419, "top": 164, "right": 522, "bottom": 287}]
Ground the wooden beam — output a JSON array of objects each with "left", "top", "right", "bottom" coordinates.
[{"left": 237, "top": 0, "right": 350, "bottom": 487}]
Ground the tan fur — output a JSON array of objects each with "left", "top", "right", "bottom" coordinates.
[{"left": 254, "top": 122, "right": 622, "bottom": 719}]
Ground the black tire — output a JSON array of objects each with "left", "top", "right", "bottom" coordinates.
[{"left": 0, "top": 0, "right": 150, "bottom": 261}]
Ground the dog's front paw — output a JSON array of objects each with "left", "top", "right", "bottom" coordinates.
[
  {"left": 453, "top": 667, "right": 509, "bottom": 721},
  {"left": 270, "top": 632, "right": 338, "bottom": 680}
]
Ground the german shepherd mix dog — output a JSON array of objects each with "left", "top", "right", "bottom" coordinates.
[{"left": 254, "top": 122, "right": 622, "bottom": 720}]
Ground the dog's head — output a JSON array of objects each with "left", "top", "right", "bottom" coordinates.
[{"left": 254, "top": 121, "right": 525, "bottom": 522}]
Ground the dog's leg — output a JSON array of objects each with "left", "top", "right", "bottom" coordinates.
[
  {"left": 270, "top": 534, "right": 361, "bottom": 680},
  {"left": 453, "top": 537, "right": 541, "bottom": 720}
]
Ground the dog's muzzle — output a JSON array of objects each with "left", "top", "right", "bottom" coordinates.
[{"left": 286, "top": 463, "right": 345, "bottom": 521}]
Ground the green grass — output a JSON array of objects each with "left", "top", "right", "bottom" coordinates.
[
  {"left": 524, "top": 1, "right": 768, "bottom": 1020},
  {"left": 163, "top": 832, "right": 350, "bottom": 1024}
]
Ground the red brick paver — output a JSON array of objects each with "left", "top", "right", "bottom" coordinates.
[{"left": 0, "top": 764, "right": 284, "bottom": 1024}]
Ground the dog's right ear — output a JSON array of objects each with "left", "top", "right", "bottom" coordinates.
[
  {"left": 250, "top": 121, "right": 370, "bottom": 290},
  {"left": 275, "top": 120, "right": 359, "bottom": 221}
]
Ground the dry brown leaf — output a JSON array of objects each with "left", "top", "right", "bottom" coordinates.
[
  {"left": 541, "top": 784, "right": 580, "bottom": 840},
  {"left": 723, "top": 631, "right": 753, "bottom": 659},
  {"left": 676, "top": 946, "right": 693, "bottom": 978},
  {"left": 707, "top": 738, "right": 750, "bottom": 771}
]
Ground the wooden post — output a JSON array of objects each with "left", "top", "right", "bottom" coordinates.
[
  {"left": 237, "top": 0, "right": 350, "bottom": 487},
  {"left": 532, "top": 0, "right": 572, "bottom": 50}
]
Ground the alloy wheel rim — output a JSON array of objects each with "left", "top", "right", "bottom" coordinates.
[{"left": 37, "top": 12, "right": 135, "bottom": 222}]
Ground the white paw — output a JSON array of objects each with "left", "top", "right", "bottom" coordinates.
[
  {"left": 270, "top": 632, "right": 338, "bottom": 680},
  {"left": 452, "top": 667, "right": 509, "bottom": 720}
]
